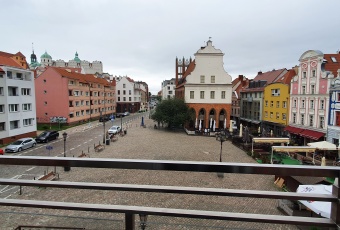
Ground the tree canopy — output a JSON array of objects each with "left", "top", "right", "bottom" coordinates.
[{"left": 151, "top": 98, "right": 193, "bottom": 128}]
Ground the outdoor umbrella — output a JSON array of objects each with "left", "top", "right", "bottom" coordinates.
[
  {"left": 199, "top": 120, "right": 202, "bottom": 131},
  {"left": 210, "top": 118, "right": 213, "bottom": 129},
  {"left": 297, "top": 184, "right": 332, "bottom": 218},
  {"left": 239, "top": 123, "right": 243, "bottom": 137},
  {"left": 195, "top": 118, "right": 198, "bottom": 129},
  {"left": 224, "top": 118, "right": 227, "bottom": 129},
  {"left": 213, "top": 120, "right": 216, "bottom": 132},
  {"left": 229, "top": 120, "right": 233, "bottom": 133}
]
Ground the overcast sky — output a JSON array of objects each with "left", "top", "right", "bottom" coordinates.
[{"left": 2, "top": 0, "right": 340, "bottom": 94}]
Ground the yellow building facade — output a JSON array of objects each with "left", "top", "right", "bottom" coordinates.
[{"left": 262, "top": 83, "right": 290, "bottom": 136}]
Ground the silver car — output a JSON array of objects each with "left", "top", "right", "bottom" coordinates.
[
  {"left": 5, "top": 138, "right": 37, "bottom": 153},
  {"left": 108, "top": 125, "right": 121, "bottom": 135}
]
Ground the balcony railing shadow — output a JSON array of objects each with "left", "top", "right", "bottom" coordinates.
[{"left": 0, "top": 156, "right": 339, "bottom": 230}]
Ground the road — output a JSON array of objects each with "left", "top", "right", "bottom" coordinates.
[{"left": 0, "top": 113, "right": 143, "bottom": 199}]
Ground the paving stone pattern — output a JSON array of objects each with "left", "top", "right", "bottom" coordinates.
[{"left": 0, "top": 115, "right": 299, "bottom": 230}]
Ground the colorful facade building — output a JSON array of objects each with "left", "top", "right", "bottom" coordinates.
[
  {"left": 231, "top": 75, "right": 249, "bottom": 129},
  {"left": 175, "top": 39, "right": 232, "bottom": 131},
  {"left": 35, "top": 67, "right": 115, "bottom": 126},
  {"left": 261, "top": 68, "right": 295, "bottom": 137},
  {"left": 286, "top": 50, "right": 340, "bottom": 145},
  {"left": 0, "top": 51, "right": 36, "bottom": 145},
  {"left": 240, "top": 69, "right": 287, "bottom": 133}
]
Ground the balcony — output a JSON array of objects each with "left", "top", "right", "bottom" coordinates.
[{"left": 0, "top": 156, "right": 338, "bottom": 229}]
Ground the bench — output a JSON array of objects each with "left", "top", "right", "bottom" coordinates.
[
  {"left": 110, "top": 135, "right": 118, "bottom": 142},
  {"left": 78, "top": 151, "right": 89, "bottom": 158},
  {"left": 94, "top": 142, "right": 105, "bottom": 152}
]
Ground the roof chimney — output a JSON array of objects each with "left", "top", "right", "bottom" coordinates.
[{"left": 258, "top": 71, "right": 262, "bottom": 75}]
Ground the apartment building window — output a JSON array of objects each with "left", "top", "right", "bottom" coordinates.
[
  {"left": 200, "top": 75, "right": 205, "bottom": 83},
  {"left": 210, "top": 91, "right": 215, "bottom": 99},
  {"left": 190, "top": 91, "right": 194, "bottom": 99},
  {"left": 270, "top": 112, "right": 273, "bottom": 118},
  {"left": 276, "top": 101, "right": 280, "bottom": 108},
  {"left": 311, "top": 85, "right": 315, "bottom": 94},
  {"left": 168, "top": 91, "right": 172, "bottom": 94},
  {"left": 22, "top": 103, "right": 32, "bottom": 111},
  {"left": 129, "top": 90, "right": 131, "bottom": 95},
  {"left": 0, "top": 122, "right": 5, "bottom": 131},
  {"left": 310, "top": 100, "right": 314, "bottom": 109},
  {"left": 75, "top": 101, "right": 79, "bottom": 107},
  {"left": 0, "top": 104, "right": 4, "bottom": 113},
  {"left": 265, "top": 111, "right": 268, "bottom": 117},
  {"left": 123, "top": 90, "right": 126, "bottom": 95},
  {"left": 309, "top": 115, "right": 314, "bottom": 126},
  {"left": 118, "top": 90, "right": 120, "bottom": 95},
  {"left": 320, "top": 100, "right": 324, "bottom": 109},
  {"left": 211, "top": 75, "right": 215, "bottom": 83},
  {"left": 129, "top": 97, "right": 131, "bottom": 101},
  {"left": 76, "top": 111, "right": 80, "bottom": 117},
  {"left": 7, "top": 71, "right": 12, "bottom": 78},
  {"left": 221, "top": 91, "right": 225, "bottom": 99},
  {"left": 301, "top": 114, "right": 305, "bottom": 125},
  {"left": 8, "top": 87, "right": 18, "bottom": 96},
  {"left": 302, "top": 71, "right": 307, "bottom": 78},
  {"left": 271, "top": 89, "right": 280, "bottom": 96},
  {"left": 276, "top": 112, "right": 279, "bottom": 119},
  {"left": 302, "top": 100, "right": 305, "bottom": 108},
  {"left": 10, "top": 120, "right": 19, "bottom": 129},
  {"left": 293, "top": 113, "right": 296, "bottom": 124},
  {"left": 270, "top": 101, "right": 273, "bottom": 107},
  {"left": 283, "top": 101, "right": 287, "bottom": 108},
  {"left": 265, "top": 101, "right": 268, "bottom": 107},
  {"left": 9, "top": 104, "right": 19, "bottom": 112},
  {"left": 123, "top": 84, "right": 126, "bottom": 88},
  {"left": 302, "top": 85, "right": 306, "bottom": 94},
  {"left": 200, "top": 91, "right": 204, "bottom": 99},
  {"left": 312, "top": 70, "right": 316, "bottom": 77},
  {"left": 123, "top": 97, "right": 126, "bottom": 101},
  {"left": 81, "top": 100, "right": 84, "bottom": 106},
  {"left": 0, "top": 87, "right": 3, "bottom": 95},
  {"left": 74, "top": 91, "right": 80, "bottom": 96},
  {"left": 23, "top": 118, "right": 33, "bottom": 126},
  {"left": 118, "top": 97, "right": 120, "bottom": 102},
  {"left": 21, "top": 88, "right": 31, "bottom": 96},
  {"left": 320, "top": 116, "right": 325, "bottom": 128},
  {"left": 69, "top": 80, "right": 74, "bottom": 85},
  {"left": 282, "top": 113, "right": 286, "bottom": 120},
  {"left": 293, "top": 99, "right": 297, "bottom": 108}
]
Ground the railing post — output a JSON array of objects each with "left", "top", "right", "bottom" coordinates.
[
  {"left": 125, "top": 213, "right": 135, "bottom": 230},
  {"left": 331, "top": 178, "right": 340, "bottom": 229}
]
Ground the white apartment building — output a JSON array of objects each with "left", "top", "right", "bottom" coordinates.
[
  {"left": 0, "top": 66, "right": 36, "bottom": 145},
  {"left": 115, "top": 76, "right": 141, "bottom": 113},
  {"left": 161, "top": 78, "right": 176, "bottom": 100}
]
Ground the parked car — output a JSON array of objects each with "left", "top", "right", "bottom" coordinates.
[
  {"left": 108, "top": 125, "right": 121, "bottom": 135},
  {"left": 99, "top": 115, "right": 110, "bottom": 122},
  {"left": 115, "top": 113, "right": 124, "bottom": 118},
  {"left": 5, "top": 138, "right": 36, "bottom": 153},
  {"left": 0, "top": 148, "right": 3, "bottom": 155},
  {"left": 36, "top": 130, "right": 59, "bottom": 143},
  {"left": 123, "top": 112, "right": 130, "bottom": 116}
]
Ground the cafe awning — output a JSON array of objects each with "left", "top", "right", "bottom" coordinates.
[
  {"left": 299, "top": 129, "right": 325, "bottom": 140},
  {"left": 253, "top": 137, "right": 290, "bottom": 144},
  {"left": 284, "top": 126, "right": 304, "bottom": 135},
  {"left": 272, "top": 146, "right": 316, "bottom": 153}
]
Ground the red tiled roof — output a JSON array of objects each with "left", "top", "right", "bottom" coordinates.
[
  {"left": 254, "top": 68, "right": 287, "bottom": 83},
  {"left": 15, "top": 51, "right": 25, "bottom": 57},
  {"left": 324, "top": 54, "right": 340, "bottom": 76},
  {"left": 0, "top": 51, "right": 14, "bottom": 58},
  {"left": 183, "top": 60, "right": 195, "bottom": 78},
  {"left": 0, "top": 56, "right": 23, "bottom": 68},
  {"left": 275, "top": 68, "right": 296, "bottom": 84}
]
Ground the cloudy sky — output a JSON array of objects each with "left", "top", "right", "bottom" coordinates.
[{"left": 2, "top": 0, "right": 340, "bottom": 94}]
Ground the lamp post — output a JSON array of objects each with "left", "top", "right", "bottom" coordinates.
[
  {"left": 62, "top": 132, "right": 70, "bottom": 171},
  {"left": 216, "top": 130, "right": 227, "bottom": 178},
  {"left": 139, "top": 214, "right": 148, "bottom": 230}
]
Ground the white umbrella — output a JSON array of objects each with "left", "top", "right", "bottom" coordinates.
[
  {"left": 258, "top": 126, "right": 261, "bottom": 133},
  {"left": 321, "top": 156, "right": 326, "bottom": 166},
  {"left": 229, "top": 120, "right": 233, "bottom": 133},
  {"left": 210, "top": 118, "right": 213, "bottom": 129},
  {"left": 199, "top": 120, "right": 202, "bottom": 131},
  {"left": 239, "top": 123, "right": 243, "bottom": 137},
  {"left": 270, "top": 130, "right": 273, "bottom": 137},
  {"left": 213, "top": 120, "right": 216, "bottom": 131},
  {"left": 297, "top": 184, "right": 332, "bottom": 218},
  {"left": 224, "top": 118, "right": 227, "bottom": 129},
  {"left": 195, "top": 118, "right": 198, "bottom": 129}
]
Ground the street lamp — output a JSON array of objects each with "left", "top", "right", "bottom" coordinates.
[
  {"left": 62, "top": 132, "right": 70, "bottom": 171},
  {"left": 216, "top": 130, "right": 227, "bottom": 178},
  {"left": 139, "top": 214, "right": 148, "bottom": 230}
]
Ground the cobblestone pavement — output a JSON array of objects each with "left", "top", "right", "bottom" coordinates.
[{"left": 0, "top": 114, "right": 299, "bottom": 230}]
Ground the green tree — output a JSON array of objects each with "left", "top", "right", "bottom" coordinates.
[{"left": 151, "top": 98, "right": 193, "bottom": 129}]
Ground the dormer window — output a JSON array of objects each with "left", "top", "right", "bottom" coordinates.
[{"left": 331, "top": 57, "right": 337, "bottom": 62}]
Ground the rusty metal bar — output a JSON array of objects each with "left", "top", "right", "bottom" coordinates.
[
  {"left": 0, "top": 156, "right": 338, "bottom": 177},
  {"left": 0, "top": 198, "right": 336, "bottom": 227},
  {"left": 0, "top": 178, "right": 336, "bottom": 202}
]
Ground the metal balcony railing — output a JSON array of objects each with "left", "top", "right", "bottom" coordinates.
[{"left": 0, "top": 156, "right": 339, "bottom": 230}]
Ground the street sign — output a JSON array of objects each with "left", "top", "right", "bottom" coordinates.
[{"left": 46, "top": 146, "right": 53, "bottom": 150}]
